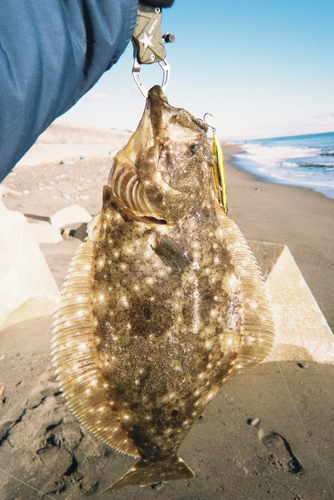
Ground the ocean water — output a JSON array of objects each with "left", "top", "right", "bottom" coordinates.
[{"left": 232, "top": 132, "right": 334, "bottom": 199}]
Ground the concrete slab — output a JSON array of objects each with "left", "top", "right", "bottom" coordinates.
[
  {"left": 0, "top": 210, "right": 60, "bottom": 330},
  {"left": 29, "top": 222, "right": 63, "bottom": 244},
  {"left": 50, "top": 204, "right": 92, "bottom": 228},
  {"left": 249, "top": 241, "right": 334, "bottom": 364}
]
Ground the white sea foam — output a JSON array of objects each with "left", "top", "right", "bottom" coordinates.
[
  {"left": 232, "top": 132, "right": 334, "bottom": 199},
  {"left": 281, "top": 161, "right": 298, "bottom": 168},
  {"left": 242, "top": 144, "right": 321, "bottom": 167}
]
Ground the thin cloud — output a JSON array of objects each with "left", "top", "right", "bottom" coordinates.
[{"left": 301, "top": 114, "right": 334, "bottom": 127}]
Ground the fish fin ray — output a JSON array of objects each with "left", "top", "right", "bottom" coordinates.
[
  {"left": 87, "top": 212, "right": 103, "bottom": 239},
  {"left": 216, "top": 205, "right": 275, "bottom": 368},
  {"left": 51, "top": 238, "right": 139, "bottom": 458}
]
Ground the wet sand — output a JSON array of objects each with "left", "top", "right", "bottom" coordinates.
[{"left": 0, "top": 132, "right": 333, "bottom": 500}]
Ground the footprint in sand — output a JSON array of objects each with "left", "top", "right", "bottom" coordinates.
[
  {"left": 260, "top": 431, "right": 304, "bottom": 474},
  {"left": 248, "top": 419, "right": 303, "bottom": 474}
]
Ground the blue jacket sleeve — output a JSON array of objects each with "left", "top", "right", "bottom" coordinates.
[{"left": 0, "top": 0, "right": 138, "bottom": 182}]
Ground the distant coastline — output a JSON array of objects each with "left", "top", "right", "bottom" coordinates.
[{"left": 229, "top": 131, "right": 334, "bottom": 199}]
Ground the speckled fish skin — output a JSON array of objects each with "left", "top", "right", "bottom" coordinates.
[{"left": 52, "top": 85, "right": 275, "bottom": 491}]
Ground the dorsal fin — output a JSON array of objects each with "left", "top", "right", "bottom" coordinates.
[
  {"left": 51, "top": 238, "right": 139, "bottom": 458},
  {"left": 215, "top": 204, "right": 275, "bottom": 373}
]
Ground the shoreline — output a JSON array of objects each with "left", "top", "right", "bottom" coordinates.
[
  {"left": 221, "top": 142, "right": 334, "bottom": 332},
  {"left": 225, "top": 139, "right": 334, "bottom": 202}
]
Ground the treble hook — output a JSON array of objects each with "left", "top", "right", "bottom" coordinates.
[{"left": 203, "top": 113, "right": 216, "bottom": 134}]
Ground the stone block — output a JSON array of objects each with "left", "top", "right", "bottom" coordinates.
[
  {"left": 29, "top": 222, "right": 63, "bottom": 244},
  {"left": 249, "top": 241, "right": 334, "bottom": 364},
  {"left": 50, "top": 204, "right": 92, "bottom": 228},
  {"left": 0, "top": 210, "right": 60, "bottom": 330}
]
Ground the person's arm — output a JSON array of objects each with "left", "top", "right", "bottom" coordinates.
[
  {"left": 0, "top": 0, "right": 137, "bottom": 182},
  {"left": 140, "top": 0, "right": 174, "bottom": 6}
]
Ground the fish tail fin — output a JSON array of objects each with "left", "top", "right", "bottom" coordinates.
[{"left": 101, "top": 456, "right": 195, "bottom": 493}]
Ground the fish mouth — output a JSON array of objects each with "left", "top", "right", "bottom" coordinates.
[{"left": 146, "top": 85, "right": 208, "bottom": 143}]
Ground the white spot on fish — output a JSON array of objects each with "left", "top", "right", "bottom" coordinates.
[
  {"left": 207, "top": 391, "right": 214, "bottom": 401},
  {"left": 120, "top": 296, "right": 129, "bottom": 307}
]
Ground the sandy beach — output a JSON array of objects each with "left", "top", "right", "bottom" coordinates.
[{"left": 0, "top": 127, "right": 333, "bottom": 500}]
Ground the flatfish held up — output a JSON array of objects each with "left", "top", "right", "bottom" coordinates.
[{"left": 51, "top": 86, "right": 275, "bottom": 491}]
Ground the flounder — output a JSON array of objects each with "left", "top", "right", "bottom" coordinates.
[{"left": 51, "top": 85, "right": 275, "bottom": 491}]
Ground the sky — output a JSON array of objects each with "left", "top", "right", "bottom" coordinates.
[{"left": 62, "top": 0, "right": 334, "bottom": 141}]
